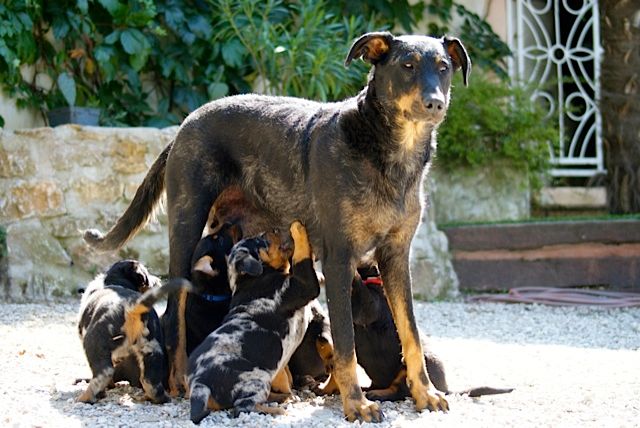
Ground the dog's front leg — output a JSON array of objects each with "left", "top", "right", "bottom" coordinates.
[
  {"left": 323, "top": 257, "right": 383, "bottom": 423},
  {"left": 376, "top": 227, "right": 449, "bottom": 413}
]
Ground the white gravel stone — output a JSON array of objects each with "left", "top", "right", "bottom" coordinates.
[{"left": 0, "top": 300, "right": 638, "bottom": 427}]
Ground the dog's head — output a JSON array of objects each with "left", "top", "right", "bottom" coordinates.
[
  {"left": 102, "top": 259, "right": 160, "bottom": 293},
  {"left": 191, "top": 222, "right": 242, "bottom": 294},
  {"left": 345, "top": 32, "right": 470, "bottom": 126},
  {"left": 227, "top": 230, "right": 292, "bottom": 293}
]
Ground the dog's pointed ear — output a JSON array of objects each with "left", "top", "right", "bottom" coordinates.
[
  {"left": 238, "top": 257, "right": 263, "bottom": 277},
  {"left": 345, "top": 32, "right": 394, "bottom": 66},
  {"left": 443, "top": 36, "right": 471, "bottom": 86}
]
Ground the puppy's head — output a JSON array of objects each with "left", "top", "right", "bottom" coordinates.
[
  {"left": 103, "top": 259, "right": 160, "bottom": 293},
  {"left": 227, "top": 230, "right": 292, "bottom": 293},
  {"left": 191, "top": 223, "right": 242, "bottom": 294}
]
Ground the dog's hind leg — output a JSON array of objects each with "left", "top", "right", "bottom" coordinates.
[
  {"left": 137, "top": 343, "right": 170, "bottom": 404},
  {"left": 376, "top": 223, "right": 449, "bottom": 413},
  {"left": 231, "top": 377, "right": 272, "bottom": 418},
  {"left": 164, "top": 161, "right": 222, "bottom": 395},
  {"left": 189, "top": 382, "right": 215, "bottom": 424}
]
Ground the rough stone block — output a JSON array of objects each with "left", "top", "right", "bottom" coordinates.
[{"left": 1, "top": 180, "right": 65, "bottom": 220}]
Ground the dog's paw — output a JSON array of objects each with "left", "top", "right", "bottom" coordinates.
[
  {"left": 343, "top": 397, "right": 384, "bottom": 423},
  {"left": 413, "top": 386, "right": 449, "bottom": 412}
]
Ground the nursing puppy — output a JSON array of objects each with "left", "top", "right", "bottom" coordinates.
[
  {"left": 188, "top": 221, "right": 320, "bottom": 423},
  {"left": 185, "top": 222, "right": 242, "bottom": 355},
  {"left": 77, "top": 260, "right": 189, "bottom": 404},
  {"left": 352, "top": 264, "right": 514, "bottom": 400}
]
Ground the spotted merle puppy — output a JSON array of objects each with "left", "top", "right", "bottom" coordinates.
[
  {"left": 188, "top": 221, "right": 319, "bottom": 424},
  {"left": 77, "top": 260, "right": 189, "bottom": 404}
]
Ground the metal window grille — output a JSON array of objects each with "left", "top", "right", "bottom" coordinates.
[{"left": 507, "top": 0, "right": 604, "bottom": 177}]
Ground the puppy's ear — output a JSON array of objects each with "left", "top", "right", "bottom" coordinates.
[
  {"left": 192, "top": 255, "right": 218, "bottom": 277},
  {"left": 345, "top": 31, "right": 394, "bottom": 66},
  {"left": 237, "top": 256, "right": 263, "bottom": 277},
  {"left": 443, "top": 36, "right": 471, "bottom": 86}
]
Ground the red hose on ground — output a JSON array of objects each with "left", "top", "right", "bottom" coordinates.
[{"left": 467, "top": 287, "right": 640, "bottom": 307}]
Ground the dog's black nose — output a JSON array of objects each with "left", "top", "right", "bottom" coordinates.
[{"left": 424, "top": 95, "right": 445, "bottom": 114}]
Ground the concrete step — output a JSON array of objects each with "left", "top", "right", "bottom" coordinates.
[{"left": 442, "top": 219, "right": 640, "bottom": 292}]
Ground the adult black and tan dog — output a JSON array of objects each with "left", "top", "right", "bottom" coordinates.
[{"left": 83, "top": 31, "right": 470, "bottom": 422}]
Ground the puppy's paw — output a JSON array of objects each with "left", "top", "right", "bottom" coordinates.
[
  {"left": 343, "top": 397, "right": 384, "bottom": 423},
  {"left": 289, "top": 221, "right": 307, "bottom": 244}
]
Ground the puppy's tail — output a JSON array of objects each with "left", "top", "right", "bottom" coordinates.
[
  {"left": 190, "top": 382, "right": 213, "bottom": 424},
  {"left": 83, "top": 141, "right": 173, "bottom": 251},
  {"left": 124, "top": 278, "right": 191, "bottom": 342}
]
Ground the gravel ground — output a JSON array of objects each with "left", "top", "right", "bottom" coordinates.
[{"left": 1, "top": 299, "right": 639, "bottom": 427}]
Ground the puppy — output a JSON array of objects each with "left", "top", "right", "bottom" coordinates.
[
  {"left": 77, "top": 260, "right": 190, "bottom": 404},
  {"left": 352, "top": 264, "right": 514, "bottom": 400},
  {"left": 188, "top": 221, "right": 320, "bottom": 423},
  {"left": 186, "top": 222, "right": 242, "bottom": 355}
]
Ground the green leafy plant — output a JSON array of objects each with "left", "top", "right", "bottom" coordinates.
[
  {"left": 214, "top": 0, "right": 372, "bottom": 101},
  {"left": 436, "top": 72, "right": 558, "bottom": 189},
  {"left": 426, "top": 0, "right": 512, "bottom": 79}
]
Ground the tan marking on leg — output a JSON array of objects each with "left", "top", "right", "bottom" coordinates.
[
  {"left": 290, "top": 221, "right": 311, "bottom": 264},
  {"left": 315, "top": 337, "right": 334, "bottom": 374},
  {"left": 267, "top": 391, "right": 291, "bottom": 403},
  {"left": 366, "top": 367, "right": 407, "bottom": 401},
  {"left": 333, "top": 354, "right": 383, "bottom": 422},
  {"left": 314, "top": 374, "right": 339, "bottom": 395},
  {"left": 271, "top": 366, "right": 292, "bottom": 394},
  {"left": 255, "top": 403, "right": 286, "bottom": 415},
  {"left": 392, "top": 300, "right": 448, "bottom": 412},
  {"left": 169, "top": 288, "right": 189, "bottom": 396},
  {"left": 207, "top": 396, "right": 223, "bottom": 411}
]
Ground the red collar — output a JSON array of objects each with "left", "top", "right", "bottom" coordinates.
[{"left": 362, "top": 276, "right": 383, "bottom": 287}]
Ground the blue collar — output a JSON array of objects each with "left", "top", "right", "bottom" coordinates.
[{"left": 200, "top": 293, "right": 231, "bottom": 303}]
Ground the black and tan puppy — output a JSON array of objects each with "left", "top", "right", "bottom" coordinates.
[
  {"left": 84, "top": 31, "right": 471, "bottom": 421},
  {"left": 77, "top": 260, "right": 189, "bottom": 404},
  {"left": 183, "top": 222, "right": 242, "bottom": 355},
  {"left": 352, "top": 264, "right": 514, "bottom": 401},
  {"left": 188, "top": 221, "right": 320, "bottom": 424}
]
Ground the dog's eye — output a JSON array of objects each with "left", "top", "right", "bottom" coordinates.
[
  {"left": 439, "top": 63, "right": 449, "bottom": 73},
  {"left": 402, "top": 62, "right": 414, "bottom": 71}
]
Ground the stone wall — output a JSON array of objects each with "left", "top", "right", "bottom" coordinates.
[
  {"left": 0, "top": 126, "right": 175, "bottom": 300},
  {"left": 0, "top": 125, "right": 458, "bottom": 301}
]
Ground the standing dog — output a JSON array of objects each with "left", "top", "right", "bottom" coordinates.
[
  {"left": 77, "top": 260, "right": 189, "bottom": 404},
  {"left": 83, "top": 31, "right": 470, "bottom": 422},
  {"left": 188, "top": 221, "right": 319, "bottom": 423}
]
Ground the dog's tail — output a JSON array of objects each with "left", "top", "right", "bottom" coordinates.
[
  {"left": 124, "top": 278, "right": 191, "bottom": 343},
  {"left": 452, "top": 386, "right": 515, "bottom": 397},
  {"left": 83, "top": 141, "right": 173, "bottom": 251},
  {"left": 190, "top": 382, "right": 213, "bottom": 424}
]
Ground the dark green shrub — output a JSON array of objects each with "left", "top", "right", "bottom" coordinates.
[{"left": 437, "top": 72, "right": 558, "bottom": 188}]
